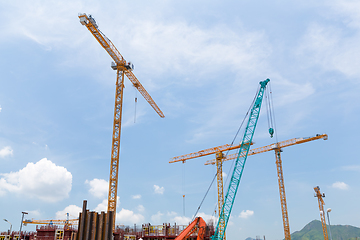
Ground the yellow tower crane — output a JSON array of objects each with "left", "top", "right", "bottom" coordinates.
[
  {"left": 170, "top": 133, "right": 328, "bottom": 240},
  {"left": 314, "top": 186, "right": 329, "bottom": 240},
  {"left": 23, "top": 219, "right": 78, "bottom": 228},
  {"left": 79, "top": 13, "right": 164, "bottom": 227}
]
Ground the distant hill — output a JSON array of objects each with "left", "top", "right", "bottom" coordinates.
[
  {"left": 244, "top": 220, "right": 360, "bottom": 240},
  {"left": 291, "top": 220, "right": 360, "bottom": 240}
]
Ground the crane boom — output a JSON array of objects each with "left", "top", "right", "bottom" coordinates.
[
  {"left": 204, "top": 134, "right": 328, "bottom": 165},
  {"left": 79, "top": 13, "right": 164, "bottom": 227},
  {"left": 124, "top": 71, "right": 165, "bottom": 118},
  {"left": 23, "top": 219, "right": 78, "bottom": 226},
  {"left": 169, "top": 142, "right": 252, "bottom": 163},
  {"left": 212, "top": 79, "right": 270, "bottom": 240},
  {"left": 79, "top": 13, "right": 164, "bottom": 118}
]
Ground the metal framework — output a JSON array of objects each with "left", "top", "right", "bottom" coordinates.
[
  {"left": 172, "top": 131, "right": 327, "bottom": 240},
  {"left": 212, "top": 79, "right": 270, "bottom": 240},
  {"left": 79, "top": 13, "right": 164, "bottom": 227},
  {"left": 204, "top": 134, "right": 328, "bottom": 165},
  {"left": 23, "top": 219, "right": 78, "bottom": 227},
  {"left": 170, "top": 142, "right": 252, "bottom": 163},
  {"left": 275, "top": 148, "right": 290, "bottom": 240},
  {"left": 314, "top": 186, "right": 329, "bottom": 240},
  {"left": 206, "top": 134, "right": 327, "bottom": 240}
]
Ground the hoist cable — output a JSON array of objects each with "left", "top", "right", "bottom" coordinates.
[
  {"left": 268, "top": 82, "right": 278, "bottom": 142},
  {"left": 192, "top": 85, "right": 261, "bottom": 220}
]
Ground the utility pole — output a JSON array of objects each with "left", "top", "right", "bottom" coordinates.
[{"left": 19, "top": 211, "right": 28, "bottom": 239}]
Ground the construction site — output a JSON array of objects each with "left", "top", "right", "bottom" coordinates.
[{"left": 2, "top": 9, "right": 351, "bottom": 240}]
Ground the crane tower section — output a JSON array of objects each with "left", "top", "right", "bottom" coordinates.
[
  {"left": 79, "top": 13, "right": 164, "bottom": 226},
  {"left": 314, "top": 186, "right": 329, "bottom": 240}
]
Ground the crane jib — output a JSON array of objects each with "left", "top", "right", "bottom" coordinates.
[{"left": 212, "top": 79, "right": 270, "bottom": 240}]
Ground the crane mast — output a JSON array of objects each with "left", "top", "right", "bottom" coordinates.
[
  {"left": 79, "top": 13, "right": 164, "bottom": 227},
  {"left": 212, "top": 79, "right": 270, "bottom": 240},
  {"left": 314, "top": 186, "right": 329, "bottom": 240},
  {"left": 274, "top": 148, "right": 290, "bottom": 240}
]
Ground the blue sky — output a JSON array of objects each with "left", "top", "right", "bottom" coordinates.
[{"left": 1, "top": 0, "right": 360, "bottom": 239}]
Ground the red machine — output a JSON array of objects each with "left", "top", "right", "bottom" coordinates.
[{"left": 175, "top": 217, "right": 206, "bottom": 240}]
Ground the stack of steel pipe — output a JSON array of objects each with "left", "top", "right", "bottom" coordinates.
[{"left": 76, "top": 200, "right": 114, "bottom": 240}]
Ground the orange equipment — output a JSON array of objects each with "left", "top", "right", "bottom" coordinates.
[
  {"left": 314, "top": 186, "right": 329, "bottom": 240},
  {"left": 78, "top": 13, "right": 164, "bottom": 228},
  {"left": 175, "top": 217, "right": 206, "bottom": 240},
  {"left": 170, "top": 133, "right": 328, "bottom": 240}
]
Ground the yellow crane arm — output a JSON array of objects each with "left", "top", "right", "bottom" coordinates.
[
  {"left": 204, "top": 134, "right": 328, "bottom": 165},
  {"left": 79, "top": 13, "right": 164, "bottom": 118},
  {"left": 169, "top": 142, "right": 252, "bottom": 163},
  {"left": 79, "top": 14, "right": 125, "bottom": 64},
  {"left": 23, "top": 219, "right": 78, "bottom": 226},
  {"left": 124, "top": 71, "right": 165, "bottom": 118}
]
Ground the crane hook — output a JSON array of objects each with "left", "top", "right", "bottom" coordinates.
[{"left": 269, "top": 128, "right": 274, "bottom": 138}]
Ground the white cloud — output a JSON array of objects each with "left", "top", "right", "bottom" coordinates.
[
  {"left": 132, "top": 194, "right": 141, "bottom": 199},
  {"left": 330, "top": 0, "right": 360, "bottom": 29},
  {"left": 26, "top": 210, "right": 41, "bottom": 217},
  {"left": 172, "top": 215, "right": 192, "bottom": 225},
  {"left": 0, "top": 146, "right": 13, "bottom": 158},
  {"left": 154, "top": 185, "right": 165, "bottom": 194},
  {"left": 55, "top": 205, "right": 82, "bottom": 220},
  {"left": 167, "top": 211, "right": 178, "bottom": 217},
  {"left": 94, "top": 199, "right": 108, "bottom": 212},
  {"left": 94, "top": 197, "right": 120, "bottom": 212},
  {"left": 166, "top": 211, "right": 216, "bottom": 225},
  {"left": 195, "top": 212, "right": 217, "bottom": 224},
  {"left": 125, "top": 20, "right": 271, "bottom": 81},
  {"left": 0, "top": 158, "right": 72, "bottom": 202},
  {"left": 239, "top": 210, "right": 254, "bottom": 219},
  {"left": 85, "top": 178, "right": 108, "bottom": 198},
  {"left": 0, "top": 1, "right": 83, "bottom": 48},
  {"left": 342, "top": 165, "right": 360, "bottom": 172},
  {"left": 116, "top": 208, "right": 144, "bottom": 224},
  {"left": 151, "top": 211, "right": 164, "bottom": 224},
  {"left": 297, "top": 22, "right": 360, "bottom": 78},
  {"left": 331, "top": 181, "right": 349, "bottom": 190},
  {"left": 137, "top": 205, "right": 145, "bottom": 212}
]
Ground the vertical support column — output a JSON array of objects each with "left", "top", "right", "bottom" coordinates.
[
  {"left": 78, "top": 200, "right": 88, "bottom": 240},
  {"left": 314, "top": 186, "right": 329, "bottom": 240},
  {"left": 108, "top": 68, "right": 126, "bottom": 229},
  {"left": 275, "top": 149, "right": 291, "bottom": 240},
  {"left": 215, "top": 152, "right": 226, "bottom": 240}
]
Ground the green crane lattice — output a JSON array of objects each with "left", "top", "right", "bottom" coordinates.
[{"left": 212, "top": 79, "right": 270, "bottom": 240}]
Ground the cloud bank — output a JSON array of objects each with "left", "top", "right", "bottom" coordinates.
[{"left": 0, "top": 158, "right": 72, "bottom": 202}]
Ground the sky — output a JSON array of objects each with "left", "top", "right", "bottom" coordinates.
[{"left": 0, "top": 0, "right": 360, "bottom": 239}]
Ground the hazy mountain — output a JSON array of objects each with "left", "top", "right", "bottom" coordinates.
[
  {"left": 291, "top": 220, "right": 360, "bottom": 240},
  {"left": 245, "top": 220, "right": 360, "bottom": 240}
]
